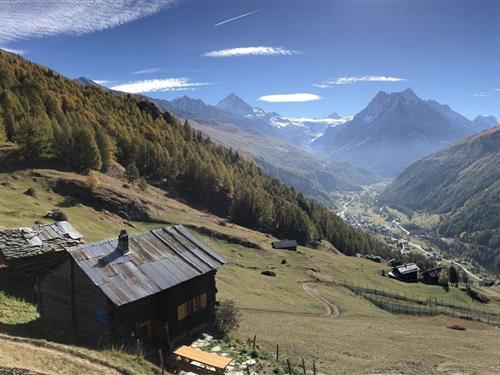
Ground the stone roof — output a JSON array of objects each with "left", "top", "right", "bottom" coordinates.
[{"left": 0, "top": 221, "right": 83, "bottom": 261}]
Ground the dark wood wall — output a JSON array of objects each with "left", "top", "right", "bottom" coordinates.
[
  {"left": 38, "top": 257, "right": 110, "bottom": 343},
  {"left": 113, "top": 271, "right": 217, "bottom": 344},
  {"left": 0, "top": 252, "right": 65, "bottom": 301},
  {"left": 39, "top": 257, "right": 218, "bottom": 346}
]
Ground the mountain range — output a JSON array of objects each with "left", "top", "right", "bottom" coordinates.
[
  {"left": 314, "top": 89, "right": 490, "bottom": 176},
  {"left": 380, "top": 126, "right": 500, "bottom": 272},
  {"left": 153, "top": 94, "right": 376, "bottom": 206}
]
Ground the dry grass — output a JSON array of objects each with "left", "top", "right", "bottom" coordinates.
[{"left": 1, "top": 169, "right": 500, "bottom": 374}]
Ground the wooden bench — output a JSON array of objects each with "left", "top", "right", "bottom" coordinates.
[{"left": 173, "top": 345, "right": 233, "bottom": 374}]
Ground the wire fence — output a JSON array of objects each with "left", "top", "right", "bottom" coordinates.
[{"left": 340, "top": 282, "right": 500, "bottom": 326}]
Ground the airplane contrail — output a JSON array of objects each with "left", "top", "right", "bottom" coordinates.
[{"left": 214, "top": 10, "right": 258, "bottom": 27}]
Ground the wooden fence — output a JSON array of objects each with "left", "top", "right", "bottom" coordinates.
[{"left": 341, "top": 282, "right": 500, "bottom": 326}]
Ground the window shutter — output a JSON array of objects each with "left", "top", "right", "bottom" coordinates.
[{"left": 200, "top": 293, "right": 207, "bottom": 309}]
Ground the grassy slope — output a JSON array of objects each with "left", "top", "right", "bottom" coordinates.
[{"left": 1, "top": 169, "right": 500, "bottom": 374}]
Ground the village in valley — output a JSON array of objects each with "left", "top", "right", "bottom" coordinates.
[{"left": 332, "top": 184, "right": 498, "bottom": 287}]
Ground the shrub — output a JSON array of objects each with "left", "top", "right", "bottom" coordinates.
[
  {"left": 261, "top": 270, "right": 276, "bottom": 277},
  {"left": 138, "top": 177, "right": 148, "bottom": 192},
  {"left": 447, "top": 323, "right": 466, "bottom": 331},
  {"left": 214, "top": 300, "right": 241, "bottom": 337},
  {"left": 87, "top": 170, "right": 99, "bottom": 192}
]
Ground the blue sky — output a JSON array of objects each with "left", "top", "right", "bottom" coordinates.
[{"left": 0, "top": 0, "right": 499, "bottom": 119}]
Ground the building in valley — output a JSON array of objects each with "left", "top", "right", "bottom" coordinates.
[
  {"left": 271, "top": 239, "right": 298, "bottom": 251},
  {"left": 388, "top": 263, "right": 420, "bottom": 282},
  {"left": 37, "top": 225, "right": 228, "bottom": 347}
]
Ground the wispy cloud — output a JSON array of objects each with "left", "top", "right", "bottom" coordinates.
[
  {"left": 131, "top": 67, "right": 163, "bottom": 75},
  {"left": 93, "top": 79, "right": 112, "bottom": 85},
  {"left": 314, "top": 75, "right": 407, "bottom": 88},
  {"left": 0, "top": 46, "right": 26, "bottom": 55},
  {"left": 110, "top": 78, "right": 211, "bottom": 93},
  {"left": 203, "top": 46, "right": 300, "bottom": 58},
  {"left": 0, "top": 0, "right": 174, "bottom": 44},
  {"left": 214, "top": 10, "right": 259, "bottom": 27},
  {"left": 258, "top": 93, "right": 321, "bottom": 103},
  {"left": 474, "top": 88, "right": 500, "bottom": 97},
  {"left": 474, "top": 91, "right": 489, "bottom": 97}
]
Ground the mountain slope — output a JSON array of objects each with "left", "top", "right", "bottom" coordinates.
[
  {"left": 156, "top": 94, "right": 374, "bottom": 202},
  {"left": 380, "top": 126, "right": 500, "bottom": 271},
  {"left": 0, "top": 49, "right": 388, "bottom": 257},
  {"left": 316, "top": 89, "right": 475, "bottom": 176},
  {"left": 473, "top": 115, "right": 499, "bottom": 131}
]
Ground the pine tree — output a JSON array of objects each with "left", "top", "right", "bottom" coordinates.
[
  {"left": 71, "top": 127, "right": 102, "bottom": 171},
  {"left": 16, "top": 113, "right": 53, "bottom": 161},
  {"left": 94, "top": 127, "right": 112, "bottom": 172},
  {"left": 125, "top": 163, "right": 140, "bottom": 182},
  {"left": 0, "top": 112, "right": 6, "bottom": 142},
  {"left": 448, "top": 266, "right": 459, "bottom": 287},
  {"left": 439, "top": 269, "right": 449, "bottom": 291}
]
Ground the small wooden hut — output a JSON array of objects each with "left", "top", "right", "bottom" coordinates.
[
  {"left": 272, "top": 240, "right": 298, "bottom": 251},
  {"left": 0, "top": 221, "right": 83, "bottom": 298},
  {"left": 421, "top": 266, "right": 443, "bottom": 285},
  {"left": 38, "top": 225, "right": 228, "bottom": 347},
  {"left": 388, "top": 263, "right": 420, "bottom": 282}
]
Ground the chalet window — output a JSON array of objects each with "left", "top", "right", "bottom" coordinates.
[
  {"left": 177, "top": 292, "right": 209, "bottom": 321},
  {"left": 200, "top": 293, "right": 207, "bottom": 309},
  {"left": 138, "top": 321, "right": 152, "bottom": 341},
  {"left": 177, "top": 304, "right": 187, "bottom": 321}
]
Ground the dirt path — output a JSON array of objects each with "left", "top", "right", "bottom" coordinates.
[
  {"left": 240, "top": 282, "right": 340, "bottom": 318},
  {"left": 0, "top": 334, "right": 127, "bottom": 375}
]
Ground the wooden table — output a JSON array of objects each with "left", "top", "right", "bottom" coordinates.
[{"left": 173, "top": 345, "right": 233, "bottom": 374}]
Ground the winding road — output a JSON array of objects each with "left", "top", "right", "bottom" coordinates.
[{"left": 240, "top": 282, "right": 340, "bottom": 318}]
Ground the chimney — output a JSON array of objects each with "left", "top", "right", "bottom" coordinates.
[{"left": 118, "top": 229, "right": 129, "bottom": 254}]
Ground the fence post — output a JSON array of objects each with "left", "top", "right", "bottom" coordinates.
[
  {"left": 252, "top": 335, "right": 257, "bottom": 349},
  {"left": 276, "top": 344, "right": 279, "bottom": 362},
  {"left": 158, "top": 349, "right": 164, "bottom": 374},
  {"left": 287, "top": 359, "right": 293, "bottom": 375},
  {"left": 313, "top": 361, "right": 317, "bottom": 375},
  {"left": 302, "top": 358, "right": 306, "bottom": 375}
]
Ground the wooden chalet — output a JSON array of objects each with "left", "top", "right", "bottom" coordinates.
[
  {"left": 38, "top": 225, "right": 228, "bottom": 347},
  {"left": 0, "top": 221, "right": 83, "bottom": 298},
  {"left": 388, "top": 263, "right": 420, "bottom": 282},
  {"left": 421, "top": 266, "right": 443, "bottom": 285},
  {"left": 272, "top": 239, "right": 298, "bottom": 251}
]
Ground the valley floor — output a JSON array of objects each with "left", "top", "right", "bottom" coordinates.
[{"left": 1, "top": 169, "right": 499, "bottom": 374}]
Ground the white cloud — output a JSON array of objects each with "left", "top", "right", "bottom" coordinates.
[
  {"left": 203, "top": 46, "right": 300, "bottom": 58},
  {"left": 0, "top": 46, "right": 26, "bottom": 55},
  {"left": 214, "top": 10, "right": 259, "bottom": 27},
  {"left": 110, "top": 78, "right": 211, "bottom": 93},
  {"left": 283, "top": 116, "right": 352, "bottom": 125},
  {"left": 0, "top": 0, "right": 174, "bottom": 44},
  {"left": 93, "top": 80, "right": 111, "bottom": 85},
  {"left": 474, "top": 92, "right": 489, "bottom": 97},
  {"left": 258, "top": 93, "right": 321, "bottom": 103},
  {"left": 131, "top": 67, "right": 163, "bottom": 75},
  {"left": 314, "top": 75, "right": 407, "bottom": 88}
]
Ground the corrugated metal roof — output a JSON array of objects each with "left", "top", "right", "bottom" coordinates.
[
  {"left": 67, "top": 225, "right": 228, "bottom": 306},
  {"left": 395, "top": 263, "right": 420, "bottom": 274},
  {"left": 0, "top": 221, "right": 83, "bottom": 261},
  {"left": 272, "top": 240, "right": 298, "bottom": 249}
]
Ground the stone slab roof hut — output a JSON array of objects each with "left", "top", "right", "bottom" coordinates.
[
  {"left": 0, "top": 221, "right": 83, "bottom": 297},
  {"left": 38, "top": 225, "right": 228, "bottom": 346},
  {"left": 272, "top": 240, "right": 298, "bottom": 251}
]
